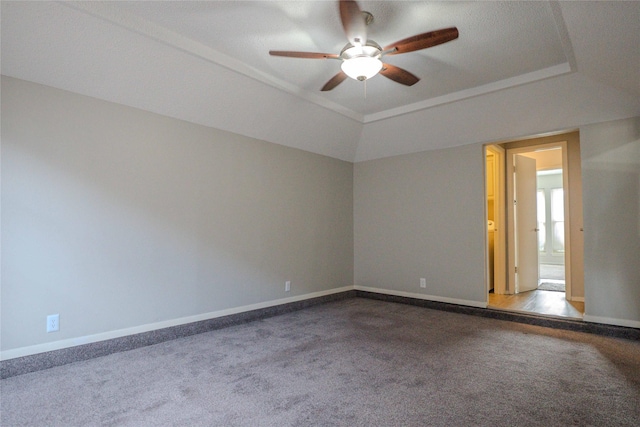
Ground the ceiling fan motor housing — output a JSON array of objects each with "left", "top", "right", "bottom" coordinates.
[{"left": 340, "top": 41, "right": 382, "bottom": 59}]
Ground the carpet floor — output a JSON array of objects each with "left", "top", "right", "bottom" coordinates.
[{"left": 1, "top": 298, "right": 639, "bottom": 426}]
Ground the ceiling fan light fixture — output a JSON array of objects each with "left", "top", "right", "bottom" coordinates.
[
  {"left": 269, "top": 1, "right": 459, "bottom": 91},
  {"left": 341, "top": 56, "right": 382, "bottom": 81}
]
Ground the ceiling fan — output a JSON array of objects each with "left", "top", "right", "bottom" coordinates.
[{"left": 269, "top": 0, "right": 459, "bottom": 91}]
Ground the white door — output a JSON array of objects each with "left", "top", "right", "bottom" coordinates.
[{"left": 514, "top": 154, "right": 539, "bottom": 293}]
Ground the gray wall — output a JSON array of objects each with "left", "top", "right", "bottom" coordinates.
[
  {"left": 354, "top": 119, "right": 639, "bottom": 327},
  {"left": 3, "top": 75, "right": 639, "bottom": 357},
  {"left": 354, "top": 144, "right": 487, "bottom": 305},
  {"left": 1, "top": 76, "right": 354, "bottom": 352},
  {"left": 581, "top": 117, "right": 640, "bottom": 325}
]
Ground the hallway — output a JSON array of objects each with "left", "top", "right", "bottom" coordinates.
[
  {"left": 488, "top": 290, "right": 583, "bottom": 319},
  {"left": 488, "top": 262, "right": 582, "bottom": 318}
]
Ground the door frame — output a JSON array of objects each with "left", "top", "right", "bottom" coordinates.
[
  {"left": 505, "top": 141, "right": 572, "bottom": 300},
  {"left": 485, "top": 145, "right": 506, "bottom": 295}
]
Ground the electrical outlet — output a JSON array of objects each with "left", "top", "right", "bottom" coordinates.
[
  {"left": 285, "top": 281, "right": 291, "bottom": 292},
  {"left": 420, "top": 278, "right": 427, "bottom": 288},
  {"left": 47, "top": 314, "right": 59, "bottom": 332}
]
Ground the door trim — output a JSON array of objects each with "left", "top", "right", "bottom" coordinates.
[{"left": 486, "top": 145, "right": 506, "bottom": 295}]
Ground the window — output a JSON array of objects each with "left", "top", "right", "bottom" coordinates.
[
  {"left": 537, "top": 186, "right": 564, "bottom": 256},
  {"left": 551, "top": 188, "right": 564, "bottom": 254},
  {"left": 537, "top": 190, "right": 546, "bottom": 252}
]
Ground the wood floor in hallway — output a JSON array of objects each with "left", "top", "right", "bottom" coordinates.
[{"left": 488, "top": 289, "right": 584, "bottom": 319}]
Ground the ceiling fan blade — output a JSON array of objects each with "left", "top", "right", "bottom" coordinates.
[
  {"left": 339, "top": 0, "right": 367, "bottom": 46},
  {"left": 383, "top": 27, "right": 459, "bottom": 55},
  {"left": 380, "top": 63, "right": 420, "bottom": 86},
  {"left": 269, "top": 51, "right": 339, "bottom": 59},
  {"left": 321, "top": 71, "right": 348, "bottom": 91}
]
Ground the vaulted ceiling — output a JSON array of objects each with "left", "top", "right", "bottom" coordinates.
[{"left": 2, "top": 1, "right": 639, "bottom": 162}]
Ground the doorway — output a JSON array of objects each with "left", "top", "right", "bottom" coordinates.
[{"left": 485, "top": 132, "right": 585, "bottom": 319}]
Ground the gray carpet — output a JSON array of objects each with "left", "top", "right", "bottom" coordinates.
[{"left": 2, "top": 298, "right": 639, "bottom": 426}]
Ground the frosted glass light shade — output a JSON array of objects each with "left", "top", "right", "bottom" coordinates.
[{"left": 341, "top": 56, "right": 383, "bottom": 81}]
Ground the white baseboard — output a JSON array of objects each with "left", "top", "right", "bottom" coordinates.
[
  {"left": 355, "top": 285, "right": 487, "bottom": 309},
  {"left": 583, "top": 314, "right": 640, "bottom": 329},
  {"left": 13, "top": 285, "right": 627, "bottom": 362},
  {"left": 0, "top": 286, "right": 354, "bottom": 361}
]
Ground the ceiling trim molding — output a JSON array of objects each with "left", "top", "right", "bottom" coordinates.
[
  {"left": 60, "top": 1, "right": 578, "bottom": 126},
  {"left": 548, "top": 0, "right": 578, "bottom": 72},
  {"left": 361, "top": 1, "right": 577, "bottom": 123},
  {"left": 61, "top": 1, "right": 364, "bottom": 123},
  {"left": 363, "top": 63, "right": 573, "bottom": 123}
]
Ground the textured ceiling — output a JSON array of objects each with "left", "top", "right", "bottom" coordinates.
[
  {"left": 2, "top": 1, "right": 639, "bottom": 162},
  {"left": 106, "top": 0, "right": 569, "bottom": 118}
]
